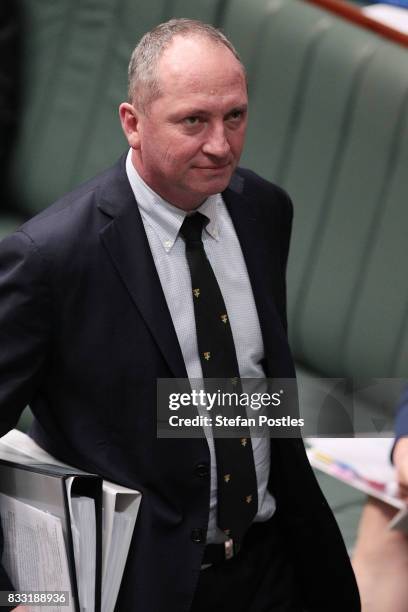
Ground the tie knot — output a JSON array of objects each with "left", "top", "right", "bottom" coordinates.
[{"left": 179, "top": 213, "right": 208, "bottom": 246}]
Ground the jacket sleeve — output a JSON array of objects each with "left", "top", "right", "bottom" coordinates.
[
  {"left": 0, "top": 230, "right": 52, "bottom": 597},
  {"left": 0, "top": 230, "right": 52, "bottom": 431}
]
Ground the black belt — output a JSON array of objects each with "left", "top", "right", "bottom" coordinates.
[
  {"left": 202, "top": 518, "right": 278, "bottom": 567},
  {"left": 202, "top": 537, "right": 241, "bottom": 565}
]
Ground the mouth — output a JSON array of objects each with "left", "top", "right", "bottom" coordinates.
[{"left": 194, "top": 163, "right": 231, "bottom": 171}]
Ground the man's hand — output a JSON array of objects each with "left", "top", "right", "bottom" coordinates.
[
  {"left": 11, "top": 607, "right": 28, "bottom": 612},
  {"left": 393, "top": 436, "right": 408, "bottom": 501}
]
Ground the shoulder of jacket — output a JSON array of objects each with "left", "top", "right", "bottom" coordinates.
[
  {"left": 17, "top": 157, "right": 125, "bottom": 248},
  {"left": 232, "top": 167, "right": 293, "bottom": 213}
]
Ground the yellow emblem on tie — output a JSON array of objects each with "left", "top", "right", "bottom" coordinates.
[
  {"left": 240, "top": 438, "right": 247, "bottom": 447},
  {"left": 231, "top": 377, "right": 238, "bottom": 386},
  {"left": 193, "top": 288, "right": 200, "bottom": 298},
  {"left": 220, "top": 314, "right": 228, "bottom": 324},
  {"left": 245, "top": 495, "right": 253, "bottom": 504},
  {"left": 203, "top": 352, "right": 211, "bottom": 361},
  {"left": 224, "top": 474, "right": 231, "bottom": 483}
]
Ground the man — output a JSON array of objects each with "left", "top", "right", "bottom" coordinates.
[{"left": 0, "top": 19, "right": 360, "bottom": 611}]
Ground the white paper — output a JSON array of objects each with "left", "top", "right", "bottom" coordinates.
[
  {"left": 306, "top": 437, "right": 408, "bottom": 530},
  {"left": 307, "top": 437, "right": 396, "bottom": 483},
  {"left": 0, "top": 492, "right": 75, "bottom": 612}
]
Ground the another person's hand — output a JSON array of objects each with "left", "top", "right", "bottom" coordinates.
[{"left": 393, "top": 436, "right": 408, "bottom": 501}]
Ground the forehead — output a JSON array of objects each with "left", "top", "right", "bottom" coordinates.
[{"left": 157, "top": 35, "right": 246, "bottom": 99}]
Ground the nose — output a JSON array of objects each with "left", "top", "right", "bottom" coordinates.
[{"left": 202, "top": 124, "right": 230, "bottom": 159}]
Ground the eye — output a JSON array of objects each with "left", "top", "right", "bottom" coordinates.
[
  {"left": 227, "top": 110, "right": 245, "bottom": 122},
  {"left": 183, "top": 116, "right": 201, "bottom": 126}
]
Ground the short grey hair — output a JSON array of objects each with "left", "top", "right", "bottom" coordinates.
[{"left": 127, "top": 18, "right": 245, "bottom": 113}]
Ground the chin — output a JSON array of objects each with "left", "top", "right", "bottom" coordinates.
[
  {"left": 197, "top": 182, "right": 228, "bottom": 200},
  {"left": 202, "top": 171, "right": 233, "bottom": 193}
]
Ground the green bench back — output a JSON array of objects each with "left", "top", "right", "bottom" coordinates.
[
  {"left": 224, "top": 0, "right": 408, "bottom": 390},
  {"left": 8, "top": 0, "right": 224, "bottom": 215}
]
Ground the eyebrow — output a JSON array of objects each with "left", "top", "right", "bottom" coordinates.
[
  {"left": 225, "top": 104, "right": 248, "bottom": 114},
  {"left": 171, "top": 104, "right": 248, "bottom": 119}
]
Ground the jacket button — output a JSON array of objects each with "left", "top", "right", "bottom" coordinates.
[
  {"left": 191, "top": 528, "right": 205, "bottom": 543},
  {"left": 195, "top": 463, "right": 209, "bottom": 477}
]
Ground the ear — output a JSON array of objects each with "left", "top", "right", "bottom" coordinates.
[{"left": 119, "top": 102, "right": 141, "bottom": 149}]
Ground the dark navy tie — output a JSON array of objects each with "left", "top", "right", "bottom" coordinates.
[{"left": 180, "top": 212, "right": 258, "bottom": 544}]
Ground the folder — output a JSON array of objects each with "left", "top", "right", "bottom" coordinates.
[
  {"left": 101, "top": 481, "right": 140, "bottom": 612},
  {"left": 0, "top": 451, "right": 102, "bottom": 612},
  {"left": 0, "top": 430, "right": 141, "bottom": 612}
]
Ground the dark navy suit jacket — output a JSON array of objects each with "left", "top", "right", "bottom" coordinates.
[
  {"left": 0, "top": 156, "right": 360, "bottom": 611},
  {"left": 395, "top": 387, "right": 408, "bottom": 441}
]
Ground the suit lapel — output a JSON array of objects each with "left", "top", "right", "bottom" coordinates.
[{"left": 97, "top": 158, "right": 187, "bottom": 379}]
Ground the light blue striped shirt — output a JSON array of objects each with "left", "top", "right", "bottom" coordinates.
[{"left": 126, "top": 150, "right": 276, "bottom": 543}]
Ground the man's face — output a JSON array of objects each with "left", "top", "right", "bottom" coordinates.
[{"left": 124, "top": 36, "right": 248, "bottom": 210}]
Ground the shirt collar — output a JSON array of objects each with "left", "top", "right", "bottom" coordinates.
[{"left": 125, "top": 149, "right": 221, "bottom": 252}]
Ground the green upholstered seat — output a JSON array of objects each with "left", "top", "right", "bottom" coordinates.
[
  {"left": 225, "top": 0, "right": 337, "bottom": 180},
  {"left": 343, "top": 106, "right": 408, "bottom": 380},
  {"left": 292, "top": 41, "right": 408, "bottom": 381},
  {"left": 225, "top": 0, "right": 407, "bottom": 405},
  {"left": 0, "top": 216, "right": 22, "bottom": 239},
  {"left": 8, "top": 0, "right": 224, "bottom": 216}
]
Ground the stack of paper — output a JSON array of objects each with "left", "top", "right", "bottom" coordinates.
[
  {"left": 0, "top": 492, "right": 74, "bottom": 612},
  {"left": 306, "top": 437, "right": 408, "bottom": 531}
]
